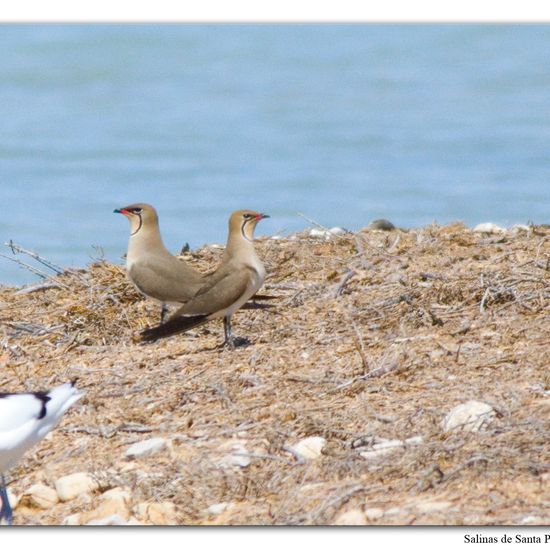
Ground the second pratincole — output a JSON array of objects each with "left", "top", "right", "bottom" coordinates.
[
  {"left": 0, "top": 381, "right": 85, "bottom": 525},
  {"left": 141, "top": 209, "right": 269, "bottom": 348}
]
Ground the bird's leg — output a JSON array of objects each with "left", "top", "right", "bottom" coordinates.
[
  {"left": 223, "top": 317, "right": 235, "bottom": 350},
  {"left": 160, "top": 303, "right": 168, "bottom": 323},
  {"left": 0, "top": 475, "right": 13, "bottom": 525}
]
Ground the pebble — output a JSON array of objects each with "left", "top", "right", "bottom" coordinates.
[
  {"left": 308, "top": 227, "right": 347, "bottom": 240},
  {"left": 521, "top": 515, "right": 545, "bottom": 524},
  {"left": 473, "top": 222, "right": 506, "bottom": 234},
  {"left": 509, "top": 224, "right": 531, "bottom": 235},
  {"left": 359, "top": 436, "right": 423, "bottom": 460},
  {"left": 86, "top": 514, "right": 137, "bottom": 526},
  {"left": 442, "top": 401, "right": 496, "bottom": 432},
  {"left": 21, "top": 483, "right": 59, "bottom": 509},
  {"left": 364, "top": 507, "right": 384, "bottom": 520},
  {"left": 287, "top": 436, "right": 326, "bottom": 460},
  {"left": 134, "top": 502, "right": 177, "bottom": 525},
  {"left": 334, "top": 509, "right": 367, "bottom": 525},
  {"left": 64, "top": 487, "right": 132, "bottom": 525},
  {"left": 215, "top": 440, "right": 251, "bottom": 468},
  {"left": 205, "top": 502, "right": 236, "bottom": 515},
  {"left": 125, "top": 437, "right": 168, "bottom": 459},
  {"left": 414, "top": 501, "right": 453, "bottom": 513},
  {"left": 55, "top": 472, "right": 99, "bottom": 502},
  {"left": 368, "top": 219, "right": 395, "bottom": 231}
]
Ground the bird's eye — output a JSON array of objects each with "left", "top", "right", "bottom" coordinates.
[
  {"left": 132, "top": 208, "right": 143, "bottom": 214},
  {"left": 243, "top": 213, "right": 252, "bottom": 220}
]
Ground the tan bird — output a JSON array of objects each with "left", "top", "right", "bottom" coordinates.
[
  {"left": 114, "top": 203, "right": 205, "bottom": 321},
  {"left": 140, "top": 209, "right": 269, "bottom": 349}
]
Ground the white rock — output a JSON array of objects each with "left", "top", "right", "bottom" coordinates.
[
  {"left": 521, "top": 516, "right": 544, "bottom": 524},
  {"left": 328, "top": 227, "right": 347, "bottom": 236},
  {"left": 215, "top": 440, "right": 251, "bottom": 468},
  {"left": 415, "top": 501, "right": 453, "bottom": 513},
  {"left": 385, "top": 506, "right": 405, "bottom": 516},
  {"left": 309, "top": 228, "right": 328, "bottom": 238},
  {"left": 86, "top": 514, "right": 133, "bottom": 526},
  {"left": 473, "top": 223, "right": 506, "bottom": 235},
  {"left": 271, "top": 235, "right": 284, "bottom": 240},
  {"left": 287, "top": 436, "right": 326, "bottom": 460},
  {"left": 364, "top": 507, "right": 384, "bottom": 520},
  {"left": 359, "top": 436, "right": 423, "bottom": 460},
  {"left": 63, "top": 513, "right": 82, "bottom": 526},
  {"left": 206, "top": 502, "right": 235, "bottom": 515},
  {"left": 509, "top": 224, "right": 531, "bottom": 235},
  {"left": 334, "top": 509, "right": 367, "bottom": 525},
  {"left": 442, "top": 401, "right": 496, "bottom": 432},
  {"left": 22, "top": 483, "right": 59, "bottom": 509},
  {"left": 125, "top": 437, "right": 167, "bottom": 459},
  {"left": 55, "top": 472, "right": 99, "bottom": 502},
  {"left": 134, "top": 502, "right": 177, "bottom": 525}
]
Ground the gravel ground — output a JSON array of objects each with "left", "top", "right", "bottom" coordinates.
[{"left": 0, "top": 222, "right": 548, "bottom": 525}]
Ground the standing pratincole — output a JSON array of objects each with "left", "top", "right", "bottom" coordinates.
[
  {"left": 140, "top": 210, "right": 269, "bottom": 348},
  {"left": 0, "top": 381, "right": 84, "bottom": 525}
]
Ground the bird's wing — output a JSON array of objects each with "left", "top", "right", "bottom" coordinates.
[
  {"left": 168, "top": 265, "right": 256, "bottom": 318},
  {"left": 129, "top": 257, "right": 203, "bottom": 303},
  {"left": 0, "top": 393, "right": 48, "bottom": 432}
]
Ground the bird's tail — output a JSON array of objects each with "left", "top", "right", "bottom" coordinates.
[{"left": 140, "top": 314, "right": 210, "bottom": 342}]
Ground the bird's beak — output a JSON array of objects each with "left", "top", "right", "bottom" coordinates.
[
  {"left": 114, "top": 208, "right": 129, "bottom": 215},
  {"left": 256, "top": 213, "right": 270, "bottom": 221}
]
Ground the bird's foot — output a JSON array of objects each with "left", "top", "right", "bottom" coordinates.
[
  {"left": 221, "top": 336, "right": 250, "bottom": 350},
  {"left": 0, "top": 487, "right": 13, "bottom": 526}
]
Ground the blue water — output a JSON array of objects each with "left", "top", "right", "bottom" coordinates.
[{"left": 1, "top": 24, "right": 549, "bottom": 285}]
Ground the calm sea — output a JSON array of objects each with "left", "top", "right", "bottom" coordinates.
[{"left": 1, "top": 24, "right": 549, "bottom": 285}]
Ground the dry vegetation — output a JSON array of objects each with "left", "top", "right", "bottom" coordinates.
[{"left": 0, "top": 222, "right": 549, "bottom": 525}]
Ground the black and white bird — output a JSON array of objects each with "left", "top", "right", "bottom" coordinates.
[{"left": 0, "top": 381, "right": 84, "bottom": 525}]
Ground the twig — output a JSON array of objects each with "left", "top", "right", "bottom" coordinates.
[
  {"left": 6, "top": 240, "right": 65, "bottom": 275},
  {"left": 318, "top": 361, "right": 400, "bottom": 397},
  {"left": 306, "top": 484, "right": 366, "bottom": 523},
  {"left": 14, "top": 281, "right": 63, "bottom": 295},
  {"left": 334, "top": 269, "right": 355, "bottom": 297},
  {"left": 0, "top": 253, "right": 51, "bottom": 280}
]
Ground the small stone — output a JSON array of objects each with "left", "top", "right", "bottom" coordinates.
[
  {"left": 134, "top": 502, "right": 177, "bottom": 525},
  {"left": 328, "top": 227, "right": 347, "bottom": 236},
  {"left": 215, "top": 440, "right": 251, "bottom": 468},
  {"left": 415, "top": 501, "right": 453, "bottom": 513},
  {"left": 521, "top": 516, "right": 544, "bottom": 524},
  {"left": 287, "top": 436, "right": 326, "bottom": 460},
  {"left": 385, "top": 506, "right": 404, "bottom": 516},
  {"left": 55, "top": 472, "right": 99, "bottom": 502},
  {"left": 71, "top": 488, "right": 132, "bottom": 525},
  {"left": 125, "top": 437, "right": 167, "bottom": 459},
  {"left": 63, "top": 513, "right": 82, "bottom": 526},
  {"left": 364, "top": 507, "right": 384, "bottom": 520},
  {"left": 443, "top": 401, "right": 496, "bottom": 432},
  {"left": 21, "top": 483, "right": 59, "bottom": 509},
  {"left": 359, "top": 435, "right": 423, "bottom": 460},
  {"left": 509, "top": 224, "right": 531, "bottom": 235},
  {"left": 309, "top": 228, "right": 328, "bottom": 238},
  {"left": 473, "top": 222, "right": 506, "bottom": 235},
  {"left": 86, "top": 514, "right": 133, "bottom": 526},
  {"left": 368, "top": 219, "right": 395, "bottom": 231},
  {"left": 205, "top": 502, "right": 235, "bottom": 515},
  {"left": 334, "top": 509, "right": 367, "bottom": 525}
]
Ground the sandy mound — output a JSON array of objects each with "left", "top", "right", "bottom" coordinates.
[{"left": 0, "top": 222, "right": 548, "bottom": 525}]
